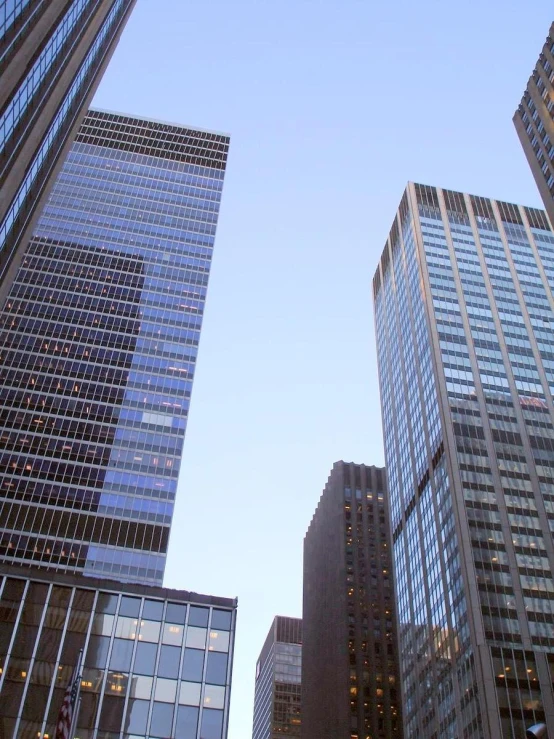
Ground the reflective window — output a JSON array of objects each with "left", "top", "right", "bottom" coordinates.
[
  {"left": 99, "top": 694, "right": 125, "bottom": 732},
  {"left": 138, "top": 619, "right": 160, "bottom": 642},
  {"left": 150, "top": 701, "right": 174, "bottom": 737},
  {"left": 129, "top": 674, "right": 153, "bottom": 700},
  {"left": 155, "top": 677, "right": 177, "bottom": 703},
  {"left": 200, "top": 708, "right": 224, "bottom": 739},
  {"left": 120, "top": 596, "right": 141, "bottom": 617},
  {"left": 85, "top": 635, "right": 110, "bottom": 669},
  {"left": 97, "top": 592, "right": 118, "bottom": 614},
  {"left": 210, "top": 610, "right": 232, "bottom": 631},
  {"left": 106, "top": 671, "right": 128, "bottom": 697},
  {"left": 109, "top": 638, "right": 134, "bottom": 672},
  {"left": 188, "top": 606, "right": 209, "bottom": 627},
  {"left": 166, "top": 603, "right": 186, "bottom": 624},
  {"left": 158, "top": 644, "right": 180, "bottom": 679},
  {"left": 80, "top": 666, "right": 104, "bottom": 693},
  {"left": 116, "top": 616, "right": 139, "bottom": 640},
  {"left": 175, "top": 705, "right": 199, "bottom": 737},
  {"left": 124, "top": 698, "right": 149, "bottom": 734},
  {"left": 162, "top": 622, "right": 184, "bottom": 646},
  {"left": 92, "top": 613, "right": 115, "bottom": 636},
  {"left": 181, "top": 648, "right": 204, "bottom": 681},
  {"left": 179, "top": 681, "right": 201, "bottom": 706},
  {"left": 208, "top": 630, "right": 229, "bottom": 653},
  {"left": 133, "top": 641, "right": 157, "bottom": 675},
  {"left": 186, "top": 627, "right": 206, "bottom": 649},
  {"left": 205, "top": 652, "right": 227, "bottom": 685},
  {"left": 204, "top": 684, "right": 225, "bottom": 710},
  {"left": 143, "top": 599, "right": 164, "bottom": 620}
]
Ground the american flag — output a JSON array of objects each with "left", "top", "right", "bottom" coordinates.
[{"left": 54, "top": 666, "right": 80, "bottom": 739}]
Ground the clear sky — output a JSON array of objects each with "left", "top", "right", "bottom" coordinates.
[{"left": 93, "top": 2, "right": 552, "bottom": 736}]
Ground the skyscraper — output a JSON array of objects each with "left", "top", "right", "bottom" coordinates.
[
  {"left": 514, "top": 22, "right": 554, "bottom": 226},
  {"left": 302, "top": 462, "right": 403, "bottom": 739},
  {"left": 0, "top": 0, "right": 137, "bottom": 292},
  {"left": 0, "top": 108, "right": 229, "bottom": 585},
  {"left": 252, "top": 616, "right": 302, "bottom": 739},
  {"left": 373, "top": 183, "right": 554, "bottom": 738}
]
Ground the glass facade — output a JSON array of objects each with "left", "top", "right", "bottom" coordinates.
[
  {"left": 0, "top": 0, "right": 138, "bottom": 286},
  {"left": 374, "top": 183, "right": 554, "bottom": 738},
  {"left": 0, "top": 566, "right": 236, "bottom": 739},
  {"left": 514, "top": 22, "right": 554, "bottom": 227},
  {"left": 252, "top": 616, "right": 302, "bottom": 739},
  {"left": 0, "top": 109, "right": 229, "bottom": 584}
]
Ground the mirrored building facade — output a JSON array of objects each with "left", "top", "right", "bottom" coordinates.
[
  {"left": 373, "top": 183, "right": 554, "bottom": 738},
  {"left": 514, "top": 22, "right": 554, "bottom": 227},
  {"left": 0, "top": 109, "right": 229, "bottom": 584},
  {"left": 0, "top": 0, "right": 137, "bottom": 291},
  {"left": 252, "top": 616, "right": 301, "bottom": 739},
  {"left": 0, "top": 565, "right": 236, "bottom": 739}
]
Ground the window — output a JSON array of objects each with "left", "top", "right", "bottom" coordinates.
[
  {"left": 200, "top": 708, "right": 223, "bottom": 739},
  {"left": 150, "top": 701, "right": 174, "bottom": 737},
  {"left": 205, "top": 652, "right": 227, "bottom": 685},
  {"left": 188, "top": 606, "right": 209, "bottom": 627},
  {"left": 158, "top": 644, "right": 180, "bottom": 679},
  {"left": 186, "top": 627, "right": 206, "bottom": 649},
  {"left": 181, "top": 649, "right": 204, "bottom": 682}
]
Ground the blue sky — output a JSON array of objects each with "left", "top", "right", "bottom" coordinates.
[{"left": 93, "top": 2, "right": 552, "bottom": 736}]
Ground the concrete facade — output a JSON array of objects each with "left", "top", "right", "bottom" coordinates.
[{"left": 302, "top": 462, "right": 403, "bottom": 739}]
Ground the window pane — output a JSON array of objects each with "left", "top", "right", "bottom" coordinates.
[
  {"left": 181, "top": 649, "right": 204, "bottom": 682},
  {"left": 105, "top": 671, "right": 128, "bottom": 697},
  {"left": 200, "top": 708, "right": 223, "bottom": 739},
  {"left": 166, "top": 603, "right": 186, "bottom": 624},
  {"left": 175, "top": 705, "right": 199, "bottom": 737},
  {"left": 92, "top": 613, "right": 115, "bottom": 637},
  {"left": 97, "top": 592, "right": 118, "bottom": 614},
  {"left": 81, "top": 667, "right": 104, "bottom": 693},
  {"left": 133, "top": 642, "right": 157, "bottom": 676},
  {"left": 119, "top": 597, "right": 141, "bottom": 617},
  {"left": 155, "top": 677, "right": 177, "bottom": 703},
  {"left": 205, "top": 653, "right": 227, "bottom": 686},
  {"left": 179, "top": 681, "right": 201, "bottom": 706},
  {"left": 186, "top": 627, "right": 206, "bottom": 649},
  {"left": 138, "top": 619, "right": 160, "bottom": 643},
  {"left": 115, "top": 616, "right": 139, "bottom": 640},
  {"left": 188, "top": 606, "right": 209, "bottom": 627},
  {"left": 208, "top": 630, "right": 229, "bottom": 653},
  {"left": 124, "top": 699, "right": 149, "bottom": 734},
  {"left": 204, "top": 684, "right": 225, "bottom": 710},
  {"left": 142, "top": 600, "right": 164, "bottom": 621},
  {"left": 158, "top": 645, "right": 180, "bottom": 679},
  {"left": 210, "top": 610, "right": 232, "bottom": 631},
  {"left": 85, "top": 635, "right": 110, "bottom": 669},
  {"left": 162, "top": 622, "right": 184, "bottom": 646},
  {"left": 98, "top": 695, "right": 125, "bottom": 732},
  {"left": 109, "top": 639, "right": 133, "bottom": 671},
  {"left": 150, "top": 701, "right": 173, "bottom": 737},
  {"left": 129, "top": 675, "right": 153, "bottom": 700}
]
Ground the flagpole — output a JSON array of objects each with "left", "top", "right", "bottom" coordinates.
[
  {"left": 68, "top": 649, "right": 84, "bottom": 738},
  {"left": 69, "top": 696, "right": 82, "bottom": 738}
]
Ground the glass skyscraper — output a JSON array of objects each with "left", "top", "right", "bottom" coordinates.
[
  {"left": 252, "top": 616, "right": 302, "bottom": 739},
  {"left": 0, "top": 109, "right": 229, "bottom": 585},
  {"left": 373, "top": 183, "right": 554, "bottom": 738},
  {"left": 0, "top": 0, "right": 137, "bottom": 291},
  {"left": 514, "top": 22, "right": 554, "bottom": 227}
]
